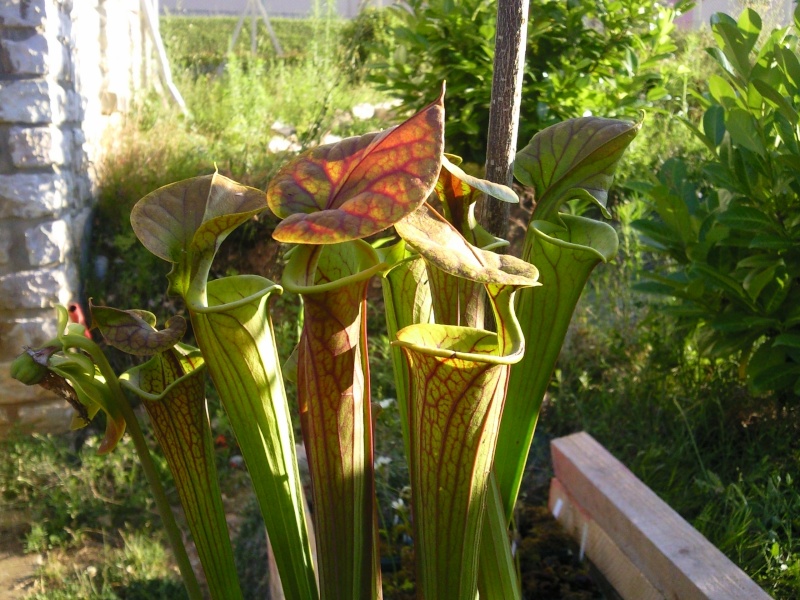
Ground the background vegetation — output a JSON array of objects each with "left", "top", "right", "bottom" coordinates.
[{"left": 1, "top": 4, "right": 798, "bottom": 599}]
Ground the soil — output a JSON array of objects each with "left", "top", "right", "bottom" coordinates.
[
  {"left": 0, "top": 541, "right": 39, "bottom": 600},
  {"left": 0, "top": 511, "right": 39, "bottom": 599}
]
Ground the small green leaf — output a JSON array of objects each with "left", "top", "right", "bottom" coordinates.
[
  {"left": 717, "top": 206, "right": 774, "bottom": 232},
  {"left": 752, "top": 79, "right": 798, "bottom": 125},
  {"left": 708, "top": 75, "right": 738, "bottom": 108},
  {"left": 703, "top": 105, "right": 726, "bottom": 147},
  {"left": 737, "top": 8, "right": 762, "bottom": 52},
  {"left": 774, "top": 333, "right": 800, "bottom": 349},
  {"left": 743, "top": 266, "right": 775, "bottom": 302},
  {"left": 725, "top": 108, "right": 765, "bottom": 156},
  {"left": 737, "top": 255, "right": 783, "bottom": 269},
  {"left": 750, "top": 362, "right": 800, "bottom": 394},
  {"left": 710, "top": 14, "right": 755, "bottom": 79},
  {"left": 691, "top": 263, "right": 752, "bottom": 305},
  {"left": 710, "top": 313, "right": 778, "bottom": 333},
  {"left": 761, "top": 273, "right": 792, "bottom": 314},
  {"left": 776, "top": 46, "right": 800, "bottom": 95},
  {"left": 749, "top": 235, "right": 794, "bottom": 250}
]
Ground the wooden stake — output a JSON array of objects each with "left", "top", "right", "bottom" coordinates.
[{"left": 479, "top": 0, "right": 530, "bottom": 240}]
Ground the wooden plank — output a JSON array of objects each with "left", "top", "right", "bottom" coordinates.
[
  {"left": 550, "top": 432, "right": 771, "bottom": 600},
  {"left": 549, "top": 478, "right": 663, "bottom": 600}
]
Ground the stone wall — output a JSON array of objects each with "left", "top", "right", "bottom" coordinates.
[{"left": 0, "top": 0, "right": 152, "bottom": 435}]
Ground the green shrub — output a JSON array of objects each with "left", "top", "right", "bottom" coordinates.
[
  {"left": 364, "top": 0, "right": 690, "bottom": 163},
  {"left": 632, "top": 7, "right": 800, "bottom": 400},
  {"left": 614, "top": 28, "right": 718, "bottom": 183}
]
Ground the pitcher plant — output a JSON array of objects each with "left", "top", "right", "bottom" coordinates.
[{"left": 12, "top": 85, "right": 638, "bottom": 598}]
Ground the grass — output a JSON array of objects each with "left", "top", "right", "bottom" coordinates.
[
  {"left": 0, "top": 429, "right": 187, "bottom": 598},
  {"left": 25, "top": 531, "right": 187, "bottom": 600}
]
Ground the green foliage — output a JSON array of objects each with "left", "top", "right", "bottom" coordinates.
[
  {"left": 615, "top": 28, "right": 718, "bottom": 182},
  {"left": 365, "top": 0, "right": 689, "bottom": 163},
  {"left": 633, "top": 7, "right": 800, "bottom": 400}
]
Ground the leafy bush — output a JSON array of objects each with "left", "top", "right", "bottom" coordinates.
[
  {"left": 364, "top": 0, "right": 689, "bottom": 163},
  {"left": 633, "top": 7, "right": 800, "bottom": 400},
  {"left": 614, "top": 28, "right": 718, "bottom": 183}
]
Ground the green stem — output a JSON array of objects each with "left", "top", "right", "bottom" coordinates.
[{"left": 66, "top": 336, "right": 204, "bottom": 600}]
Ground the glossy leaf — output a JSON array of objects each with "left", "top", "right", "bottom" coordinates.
[
  {"left": 121, "top": 347, "right": 244, "bottom": 600},
  {"left": 283, "top": 241, "right": 384, "bottom": 600},
  {"left": 717, "top": 205, "right": 774, "bottom": 232},
  {"left": 703, "top": 105, "right": 726, "bottom": 147},
  {"left": 267, "top": 91, "right": 445, "bottom": 245},
  {"left": 710, "top": 10, "right": 759, "bottom": 79},
  {"left": 726, "top": 107, "right": 765, "bottom": 156},
  {"left": 514, "top": 117, "right": 640, "bottom": 220}
]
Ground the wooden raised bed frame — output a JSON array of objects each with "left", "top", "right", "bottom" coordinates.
[{"left": 548, "top": 432, "right": 771, "bottom": 600}]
